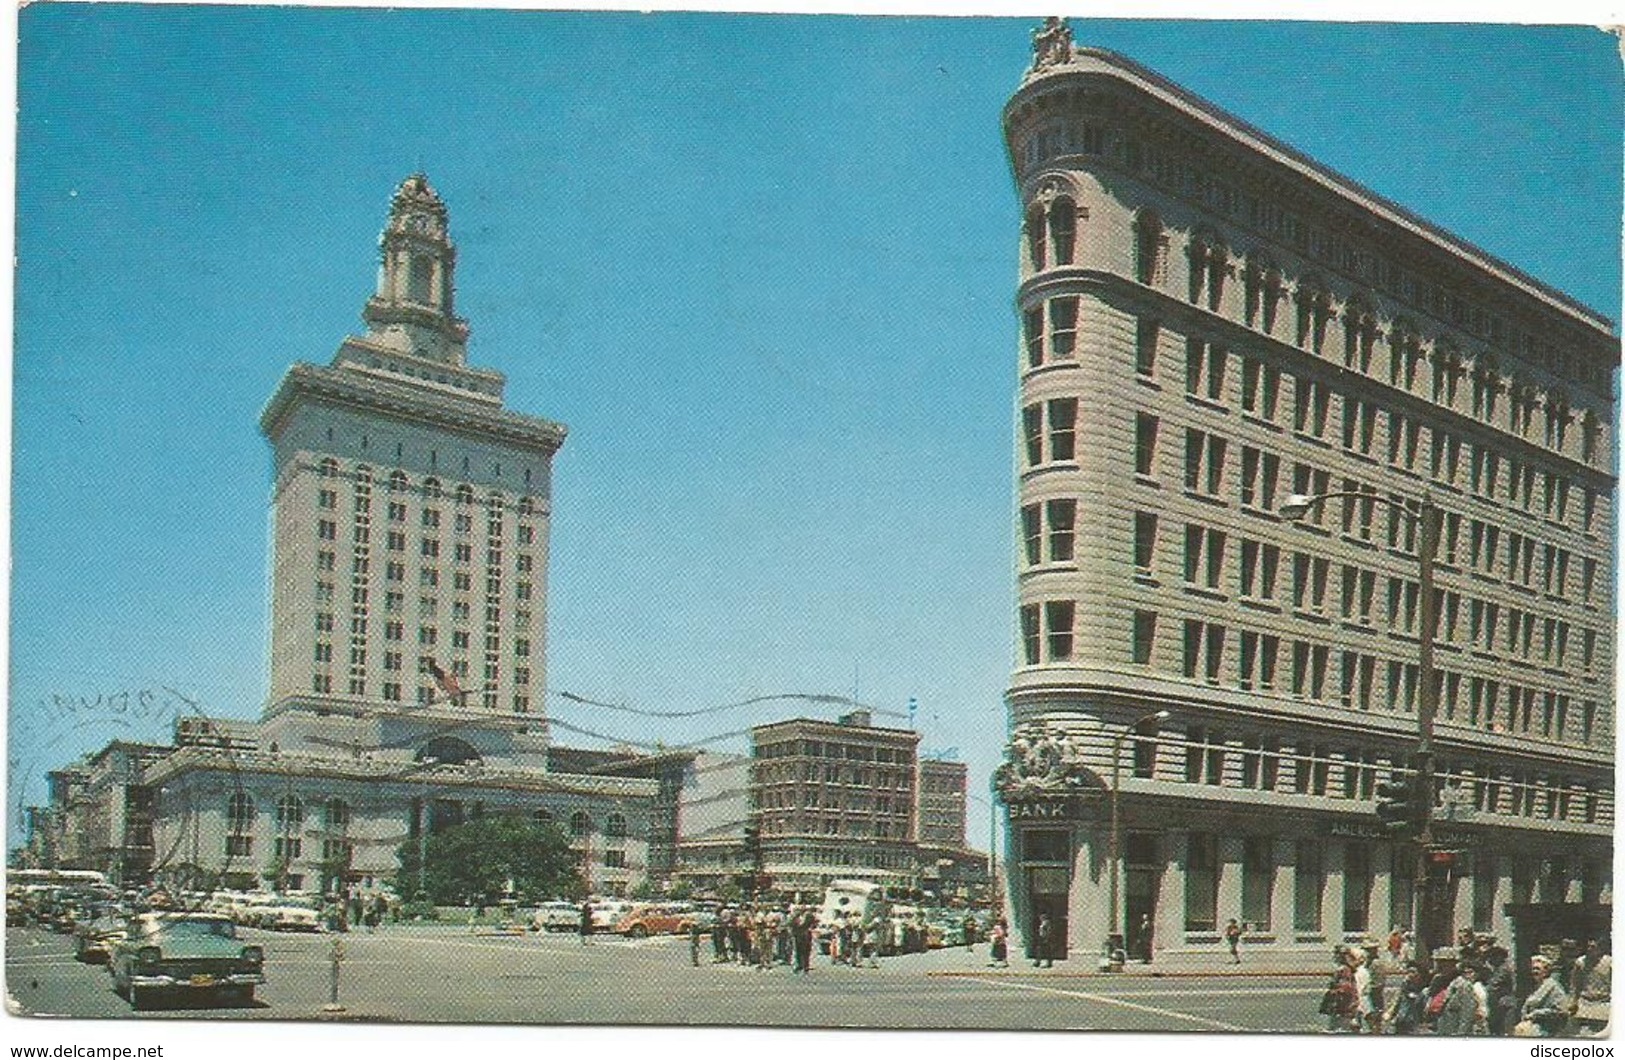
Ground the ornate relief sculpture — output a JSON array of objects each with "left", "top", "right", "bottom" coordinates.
[
  {"left": 1030, "top": 17, "right": 1075, "bottom": 73},
  {"left": 994, "top": 721, "right": 1094, "bottom": 798}
]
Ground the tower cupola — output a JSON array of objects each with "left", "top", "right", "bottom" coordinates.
[{"left": 361, "top": 173, "right": 471, "bottom": 365}]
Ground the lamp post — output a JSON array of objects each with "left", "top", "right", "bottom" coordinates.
[
  {"left": 1280, "top": 490, "right": 1442, "bottom": 963},
  {"left": 1108, "top": 708, "right": 1170, "bottom": 965},
  {"left": 412, "top": 757, "right": 440, "bottom": 902}
]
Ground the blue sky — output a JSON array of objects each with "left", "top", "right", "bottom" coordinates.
[{"left": 10, "top": 7, "right": 1622, "bottom": 849}]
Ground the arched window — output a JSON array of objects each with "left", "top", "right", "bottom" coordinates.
[
  {"left": 423, "top": 477, "right": 442, "bottom": 500},
  {"left": 1294, "top": 276, "right": 1331, "bottom": 354},
  {"left": 1545, "top": 390, "right": 1570, "bottom": 451},
  {"left": 518, "top": 497, "right": 536, "bottom": 517},
  {"left": 325, "top": 798, "right": 351, "bottom": 831},
  {"left": 1472, "top": 356, "right": 1500, "bottom": 421},
  {"left": 1342, "top": 296, "right": 1377, "bottom": 374},
  {"left": 605, "top": 813, "right": 628, "bottom": 839},
  {"left": 532, "top": 808, "right": 554, "bottom": 827},
  {"left": 569, "top": 811, "right": 592, "bottom": 838},
  {"left": 1048, "top": 196, "right": 1077, "bottom": 267},
  {"left": 227, "top": 793, "right": 256, "bottom": 833},
  {"left": 319, "top": 458, "right": 339, "bottom": 478},
  {"left": 1024, "top": 201, "right": 1047, "bottom": 271},
  {"left": 276, "top": 794, "right": 304, "bottom": 832},
  {"left": 389, "top": 470, "right": 409, "bottom": 493},
  {"left": 354, "top": 465, "right": 373, "bottom": 486},
  {"left": 1242, "top": 253, "right": 1282, "bottom": 334},
  {"left": 1132, "top": 211, "right": 1167, "bottom": 287},
  {"left": 408, "top": 254, "right": 434, "bottom": 304},
  {"left": 1389, "top": 321, "right": 1423, "bottom": 391},
  {"left": 1187, "top": 228, "right": 1225, "bottom": 310},
  {"left": 455, "top": 484, "right": 475, "bottom": 507}
]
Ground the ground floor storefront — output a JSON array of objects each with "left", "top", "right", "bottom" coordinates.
[{"left": 1001, "top": 791, "right": 1611, "bottom": 964}]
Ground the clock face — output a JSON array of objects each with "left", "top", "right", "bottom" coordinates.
[{"left": 406, "top": 215, "right": 430, "bottom": 234}]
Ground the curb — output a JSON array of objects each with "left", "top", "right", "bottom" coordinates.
[{"left": 926, "top": 968, "right": 1328, "bottom": 979}]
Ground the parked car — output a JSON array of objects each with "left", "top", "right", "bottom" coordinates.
[
  {"left": 258, "top": 895, "right": 322, "bottom": 932},
  {"left": 530, "top": 900, "right": 582, "bottom": 932},
  {"left": 613, "top": 904, "right": 696, "bottom": 938},
  {"left": 108, "top": 913, "right": 265, "bottom": 1010},
  {"left": 590, "top": 900, "right": 632, "bottom": 932}
]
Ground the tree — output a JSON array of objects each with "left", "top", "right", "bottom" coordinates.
[{"left": 396, "top": 815, "right": 578, "bottom": 905}]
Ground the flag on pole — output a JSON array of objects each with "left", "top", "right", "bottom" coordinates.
[{"left": 426, "top": 659, "right": 463, "bottom": 700}]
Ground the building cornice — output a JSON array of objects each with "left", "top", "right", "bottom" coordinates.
[
  {"left": 140, "top": 745, "right": 657, "bottom": 798},
  {"left": 1005, "top": 47, "right": 1617, "bottom": 341},
  {"left": 259, "top": 361, "right": 567, "bottom": 454}
]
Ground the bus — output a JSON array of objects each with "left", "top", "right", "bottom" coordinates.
[{"left": 820, "top": 879, "right": 889, "bottom": 928}]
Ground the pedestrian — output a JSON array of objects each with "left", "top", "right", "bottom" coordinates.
[
  {"left": 1135, "top": 912, "right": 1153, "bottom": 963},
  {"left": 1319, "top": 948, "right": 1360, "bottom": 1033},
  {"left": 989, "top": 919, "right": 1009, "bottom": 968},
  {"left": 792, "top": 909, "right": 813, "bottom": 974},
  {"left": 964, "top": 913, "right": 978, "bottom": 954},
  {"left": 1224, "top": 918, "right": 1242, "bottom": 964},
  {"left": 1434, "top": 960, "right": 1481, "bottom": 1036},
  {"left": 1569, "top": 938, "right": 1612, "bottom": 1034},
  {"left": 578, "top": 899, "right": 593, "bottom": 945},
  {"left": 711, "top": 911, "right": 727, "bottom": 963},
  {"left": 1483, "top": 945, "right": 1517, "bottom": 1036},
  {"left": 1514, "top": 955, "right": 1571, "bottom": 1037},
  {"left": 1033, "top": 912, "right": 1054, "bottom": 969},
  {"left": 688, "top": 917, "right": 702, "bottom": 967},
  {"left": 367, "top": 894, "right": 386, "bottom": 932},
  {"left": 1384, "top": 962, "right": 1428, "bottom": 1035}
]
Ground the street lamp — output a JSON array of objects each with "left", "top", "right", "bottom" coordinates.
[
  {"left": 412, "top": 757, "right": 440, "bottom": 902},
  {"left": 1279, "top": 490, "right": 1442, "bottom": 964},
  {"left": 1108, "top": 708, "right": 1170, "bottom": 965}
]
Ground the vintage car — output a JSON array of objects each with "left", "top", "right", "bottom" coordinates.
[
  {"left": 257, "top": 895, "right": 322, "bottom": 932},
  {"left": 108, "top": 913, "right": 265, "bottom": 1009},
  {"left": 612, "top": 903, "right": 696, "bottom": 938},
  {"left": 530, "top": 900, "right": 583, "bottom": 932},
  {"left": 72, "top": 909, "right": 128, "bottom": 964}
]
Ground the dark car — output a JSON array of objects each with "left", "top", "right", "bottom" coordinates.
[{"left": 108, "top": 913, "right": 265, "bottom": 1009}]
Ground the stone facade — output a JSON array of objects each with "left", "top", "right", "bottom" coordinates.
[{"left": 1001, "top": 29, "right": 1615, "bottom": 962}]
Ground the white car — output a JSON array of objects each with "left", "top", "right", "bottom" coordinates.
[
  {"left": 530, "top": 900, "right": 582, "bottom": 932},
  {"left": 260, "top": 896, "right": 322, "bottom": 932}
]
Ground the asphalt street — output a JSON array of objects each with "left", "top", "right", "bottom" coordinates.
[{"left": 6, "top": 925, "right": 1328, "bottom": 1032}]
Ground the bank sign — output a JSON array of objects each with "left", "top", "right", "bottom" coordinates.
[{"left": 1006, "top": 793, "right": 1100, "bottom": 820}]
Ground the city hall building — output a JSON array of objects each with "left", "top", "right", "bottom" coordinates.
[
  {"left": 997, "top": 22, "right": 1615, "bottom": 961},
  {"left": 123, "top": 175, "right": 666, "bottom": 897}
]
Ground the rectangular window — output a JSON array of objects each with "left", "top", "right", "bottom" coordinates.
[
  {"left": 1046, "top": 500, "right": 1075, "bottom": 562},
  {"left": 1293, "top": 378, "right": 1330, "bottom": 438},
  {"left": 1184, "top": 429, "right": 1228, "bottom": 496},
  {"left": 1294, "top": 840, "right": 1324, "bottom": 933},
  {"left": 1021, "top": 504, "right": 1041, "bottom": 566},
  {"left": 1186, "top": 337, "right": 1227, "bottom": 402},
  {"left": 1020, "top": 604, "right": 1040, "bottom": 665},
  {"left": 1242, "top": 836, "right": 1274, "bottom": 931},
  {"left": 1024, "top": 306, "right": 1045, "bottom": 367},
  {"left": 1183, "top": 524, "right": 1226, "bottom": 589},
  {"left": 1136, "top": 318, "right": 1159, "bottom": 378},
  {"left": 1048, "top": 399, "right": 1078, "bottom": 462},
  {"left": 1239, "top": 447, "right": 1279, "bottom": 509},
  {"left": 1239, "top": 357, "right": 1280, "bottom": 421},
  {"left": 1341, "top": 396, "right": 1376, "bottom": 455},
  {"left": 1049, "top": 296, "right": 1078, "bottom": 359},
  {"left": 1134, "top": 512, "right": 1158, "bottom": 576},
  {"left": 1238, "top": 540, "right": 1280, "bottom": 601},
  {"left": 1023, "top": 405, "right": 1043, "bottom": 466},
  {"left": 1184, "top": 833, "right": 1219, "bottom": 932},
  {"left": 1132, "top": 611, "right": 1157, "bottom": 665},
  {"left": 1045, "top": 601, "right": 1075, "bottom": 661},
  {"left": 1135, "top": 413, "right": 1159, "bottom": 477}
]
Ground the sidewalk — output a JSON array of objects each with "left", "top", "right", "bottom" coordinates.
[{"left": 919, "top": 945, "right": 1332, "bottom": 978}]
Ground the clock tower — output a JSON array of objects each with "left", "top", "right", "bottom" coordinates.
[{"left": 361, "top": 172, "right": 471, "bottom": 366}]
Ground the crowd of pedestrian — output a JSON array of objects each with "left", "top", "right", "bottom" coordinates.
[
  {"left": 1320, "top": 925, "right": 1610, "bottom": 1037},
  {"left": 684, "top": 905, "right": 998, "bottom": 973}
]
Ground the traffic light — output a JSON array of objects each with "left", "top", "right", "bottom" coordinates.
[
  {"left": 743, "top": 824, "right": 763, "bottom": 871},
  {"left": 1375, "top": 775, "right": 1417, "bottom": 836}
]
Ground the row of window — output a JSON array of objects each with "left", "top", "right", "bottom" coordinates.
[
  {"left": 314, "top": 459, "right": 544, "bottom": 512},
  {"left": 1115, "top": 727, "right": 1610, "bottom": 823},
  {"left": 1122, "top": 514, "right": 1606, "bottom": 656},
  {"left": 1019, "top": 601, "right": 1602, "bottom": 744},
  {"left": 315, "top": 518, "right": 535, "bottom": 565},
  {"left": 1017, "top": 115, "right": 1610, "bottom": 380}
]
